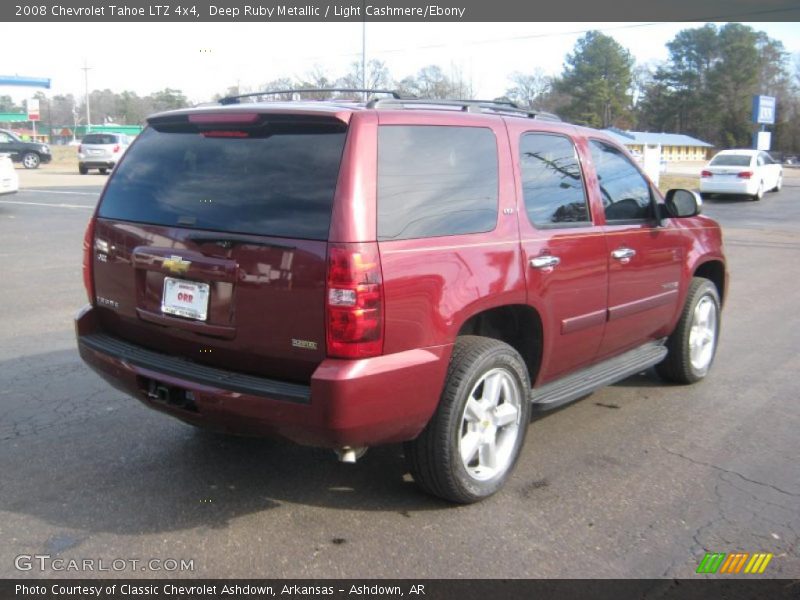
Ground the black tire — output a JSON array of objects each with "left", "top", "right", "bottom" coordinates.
[
  {"left": 79, "top": 164, "right": 88, "bottom": 175},
  {"left": 99, "top": 168, "right": 108, "bottom": 174},
  {"left": 404, "top": 336, "right": 531, "bottom": 503},
  {"left": 752, "top": 181, "right": 764, "bottom": 201},
  {"left": 22, "top": 152, "right": 40, "bottom": 169},
  {"left": 656, "top": 277, "right": 721, "bottom": 384}
]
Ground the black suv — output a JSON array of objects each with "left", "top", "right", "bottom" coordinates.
[{"left": 0, "top": 128, "right": 52, "bottom": 169}]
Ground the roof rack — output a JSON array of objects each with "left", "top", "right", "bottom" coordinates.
[
  {"left": 365, "top": 97, "right": 561, "bottom": 121},
  {"left": 219, "top": 88, "right": 401, "bottom": 105}
]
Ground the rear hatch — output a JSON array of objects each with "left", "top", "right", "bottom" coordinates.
[
  {"left": 81, "top": 133, "right": 122, "bottom": 161},
  {"left": 91, "top": 110, "right": 348, "bottom": 383}
]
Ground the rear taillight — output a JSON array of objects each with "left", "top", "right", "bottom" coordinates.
[
  {"left": 738, "top": 171, "right": 753, "bottom": 179},
  {"left": 82, "top": 217, "right": 96, "bottom": 304},
  {"left": 112, "top": 144, "right": 121, "bottom": 153},
  {"left": 78, "top": 144, "right": 83, "bottom": 153},
  {"left": 326, "top": 242, "right": 384, "bottom": 359},
  {"left": 701, "top": 170, "right": 712, "bottom": 178}
]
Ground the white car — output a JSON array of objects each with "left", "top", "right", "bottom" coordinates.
[
  {"left": 0, "top": 154, "right": 19, "bottom": 195},
  {"left": 700, "top": 149, "right": 783, "bottom": 201}
]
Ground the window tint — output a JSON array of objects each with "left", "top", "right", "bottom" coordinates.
[
  {"left": 710, "top": 154, "right": 752, "bottom": 167},
  {"left": 98, "top": 125, "right": 346, "bottom": 240},
  {"left": 83, "top": 134, "right": 120, "bottom": 145},
  {"left": 590, "top": 140, "right": 653, "bottom": 221},
  {"left": 519, "top": 133, "right": 590, "bottom": 227},
  {"left": 377, "top": 126, "right": 498, "bottom": 241}
]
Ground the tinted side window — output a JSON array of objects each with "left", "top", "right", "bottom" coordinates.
[
  {"left": 590, "top": 140, "right": 653, "bottom": 221},
  {"left": 520, "top": 133, "right": 590, "bottom": 227},
  {"left": 377, "top": 126, "right": 498, "bottom": 241}
]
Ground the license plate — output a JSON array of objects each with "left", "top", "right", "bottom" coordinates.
[
  {"left": 90, "top": 149, "right": 102, "bottom": 154},
  {"left": 161, "top": 277, "right": 210, "bottom": 321}
]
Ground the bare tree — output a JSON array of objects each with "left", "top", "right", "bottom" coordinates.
[
  {"left": 504, "top": 70, "right": 551, "bottom": 109},
  {"left": 395, "top": 64, "right": 472, "bottom": 99},
  {"left": 295, "top": 66, "right": 337, "bottom": 99},
  {"left": 338, "top": 59, "right": 391, "bottom": 92}
]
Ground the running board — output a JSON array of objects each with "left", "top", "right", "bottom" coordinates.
[{"left": 530, "top": 340, "right": 667, "bottom": 411}]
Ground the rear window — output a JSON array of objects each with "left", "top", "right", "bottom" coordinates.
[
  {"left": 377, "top": 125, "right": 498, "bottom": 241},
  {"left": 710, "top": 154, "right": 752, "bottom": 167},
  {"left": 98, "top": 124, "right": 347, "bottom": 240},
  {"left": 83, "top": 134, "right": 119, "bottom": 145}
]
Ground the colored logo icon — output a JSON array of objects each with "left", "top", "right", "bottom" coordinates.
[{"left": 696, "top": 552, "right": 773, "bottom": 574}]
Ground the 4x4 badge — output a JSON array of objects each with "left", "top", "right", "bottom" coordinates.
[{"left": 163, "top": 255, "right": 191, "bottom": 275}]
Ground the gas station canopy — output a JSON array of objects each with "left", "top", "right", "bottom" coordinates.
[{"left": 0, "top": 76, "right": 51, "bottom": 89}]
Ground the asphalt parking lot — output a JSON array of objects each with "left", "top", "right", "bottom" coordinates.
[{"left": 1, "top": 167, "right": 798, "bottom": 579}]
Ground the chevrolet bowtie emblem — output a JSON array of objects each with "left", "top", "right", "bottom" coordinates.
[{"left": 163, "top": 255, "right": 191, "bottom": 275}]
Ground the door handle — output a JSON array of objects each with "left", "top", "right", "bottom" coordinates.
[
  {"left": 529, "top": 255, "right": 561, "bottom": 269},
  {"left": 611, "top": 247, "right": 636, "bottom": 261}
]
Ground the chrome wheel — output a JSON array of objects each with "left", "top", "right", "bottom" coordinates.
[
  {"left": 459, "top": 367, "right": 522, "bottom": 482},
  {"left": 22, "top": 152, "right": 40, "bottom": 169},
  {"left": 689, "top": 296, "right": 717, "bottom": 371}
]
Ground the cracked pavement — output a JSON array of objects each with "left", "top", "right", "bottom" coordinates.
[{"left": 0, "top": 171, "right": 798, "bottom": 578}]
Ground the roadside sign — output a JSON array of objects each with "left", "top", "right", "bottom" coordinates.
[
  {"left": 755, "top": 131, "right": 772, "bottom": 151},
  {"left": 27, "top": 98, "right": 40, "bottom": 122},
  {"left": 752, "top": 95, "right": 776, "bottom": 125}
]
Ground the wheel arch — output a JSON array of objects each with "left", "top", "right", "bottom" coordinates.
[
  {"left": 456, "top": 304, "right": 543, "bottom": 386},
  {"left": 693, "top": 259, "right": 726, "bottom": 306}
]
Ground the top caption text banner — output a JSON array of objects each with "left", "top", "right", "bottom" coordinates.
[{"left": 5, "top": 0, "right": 800, "bottom": 22}]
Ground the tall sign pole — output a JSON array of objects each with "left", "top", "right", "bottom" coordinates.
[
  {"left": 27, "top": 98, "right": 40, "bottom": 140},
  {"left": 752, "top": 95, "right": 776, "bottom": 151},
  {"left": 362, "top": 0, "right": 366, "bottom": 100},
  {"left": 82, "top": 59, "right": 92, "bottom": 132}
]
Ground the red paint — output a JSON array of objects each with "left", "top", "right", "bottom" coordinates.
[{"left": 77, "top": 103, "right": 727, "bottom": 449}]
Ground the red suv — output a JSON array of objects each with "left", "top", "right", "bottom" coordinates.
[{"left": 76, "top": 92, "right": 726, "bottom": 503}]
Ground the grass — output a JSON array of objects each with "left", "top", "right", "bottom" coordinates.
[
  {"left": 658, "top": 174, "right": 699, "bottom": 193},
  {"left": 50, "top": 146, "right": 77, "bottom": 166}
]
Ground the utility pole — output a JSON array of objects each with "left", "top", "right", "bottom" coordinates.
[
  {"left": 361, "top": 0, "right": 366, "bottom": 100},
  {"left": 81, "top": 59, "right": 92, "bottom": 133}
]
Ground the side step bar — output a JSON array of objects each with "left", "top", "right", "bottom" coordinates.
[{"left": 531, "top": 340, "right": 668, "bottom": 411}]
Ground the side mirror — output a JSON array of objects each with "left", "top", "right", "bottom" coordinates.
[{"left": 663, "top": 189, "right": 702, "bottom": 218}]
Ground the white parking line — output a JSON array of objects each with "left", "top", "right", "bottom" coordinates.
[
  {"left": 0, "top": 200, "right": 93, "bottom": 209},
  {"left": 20, "top": 189, "right": 101, "bottom": 196}
]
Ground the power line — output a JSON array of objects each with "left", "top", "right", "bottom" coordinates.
[{"left": 289, "top": 10, "right": 799, "bottom": 62}]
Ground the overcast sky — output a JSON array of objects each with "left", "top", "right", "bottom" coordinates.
[{"left": 3, "top": 22, "right": 799, "bottom": 104}]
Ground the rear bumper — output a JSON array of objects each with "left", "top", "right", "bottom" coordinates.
[
  {"left": 75, "top": 305, "right": 450, "bottom": 448},
  {"left": 0, "top": 179, "right": 18, "bottom": 194},
  {"left": 699, "top": 179, "right": 757, "bottom": 195},
  {"left": 79, "top": 160, "right": 118, "bottom": 168}
]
